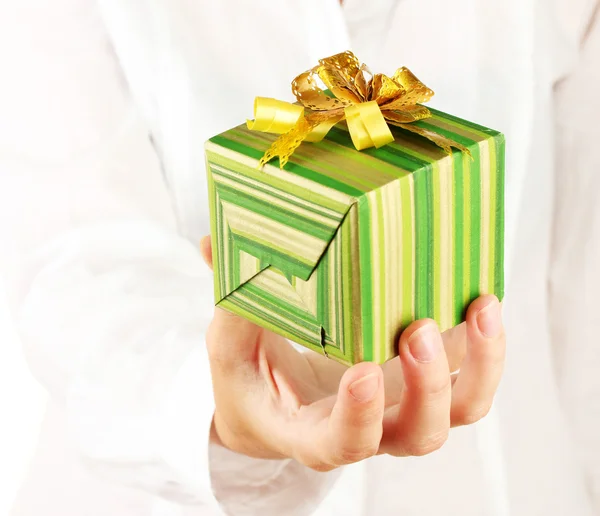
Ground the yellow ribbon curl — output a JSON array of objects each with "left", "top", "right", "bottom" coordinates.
[{"left": 247, "top": 51, "right": 469, "bottom": 168}]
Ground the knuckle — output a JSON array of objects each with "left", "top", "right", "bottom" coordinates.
[
  {"left": 305, "top": 461, "right": 338, "bottom": 473},
  {"left": 453, "top": 402, "right": 492, "bottom": 426},
  {"left": 331, "top": 443, "right": 379, "bottom": 465},
  {"left": 292, "top": 445, "right": 339, "bottom": 473},
  {"left": 403, "top": 431, "right": 448, "bottom": 457},
  {"left": 348, "top": 406, "right": 384, "bottom": 429},
  {"left": 420, "top": 376, "right": 452, "bottom": 404},
  {"left": 485, "top": 353, "right": 506, "bottom": 373},
  {"left": 471, "top": 339, "right": 506, "bottom": 366}
]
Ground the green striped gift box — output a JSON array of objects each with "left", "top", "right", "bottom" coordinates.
[{"left": 205, "top": 108, "right": 505, "bottom": 365}]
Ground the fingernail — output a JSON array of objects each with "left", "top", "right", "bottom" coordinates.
[
  {"left": 477, "top": 299, "right": 502, "bottom": 338},
  {"left": 349, "top": 373, "right": 379, "bottom": 402},
  {"left": 407, "top": 323, "right": 441, "bottom": 363}
]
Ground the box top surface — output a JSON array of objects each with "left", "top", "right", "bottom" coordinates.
[
  {"left": 205, "top": 108, "right": 504, "bottom": 282},
  {"left": 206, "top": 107, "right": 503, "bottom": 202}
]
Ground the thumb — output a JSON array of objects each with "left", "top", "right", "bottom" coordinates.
[
  {"left": 207, "top": 308, "right": 263, "bottom": 374},
  {"left": 202, "top": 235, "right": 263, "bottom": 368}
]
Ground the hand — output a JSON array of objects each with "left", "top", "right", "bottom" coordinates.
[{"left": 201, "top": 236, "right": 505, "bottom": 470}]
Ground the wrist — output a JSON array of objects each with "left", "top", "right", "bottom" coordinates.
[
  {"left": 211, "top": 410, "right": 289, "bottom": 460},
  {"left": 209, "top": 414, "right": 224, "bottom": 447}
]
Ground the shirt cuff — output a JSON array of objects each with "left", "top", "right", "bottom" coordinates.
[
  {"left": 209, "top": 440, "right": 342, "bottom": 516},
  {"left": 68, "top": 328, "right": 220, "bottom": 511},
  {"left": 157, "top": 338, "right": 220, "bottom": 508}
]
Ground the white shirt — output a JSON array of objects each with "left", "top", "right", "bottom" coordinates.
[{"left": 1, "top": 0, "right": 600, "bottom": 515}]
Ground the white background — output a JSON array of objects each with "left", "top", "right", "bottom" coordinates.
[{"left": 0, "top": 280, "right": 47, "bottom": 515}]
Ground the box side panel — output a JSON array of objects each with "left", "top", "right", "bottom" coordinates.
[
  {"left": 357, "top": 176, "right": 419, "bottom": 364},
  {"left": 217, "top": 265, "right": 355, "bottom": 366},
  {"left": 216, "top": 268, "right": 324, "bottom": 357},
  {"left": 306, "top": 203, "right": 361, "bottom": 364},
  {"left": 431, "top": 156, "right": 455, "bottom": 331},
  {"left": 476, "top": 132, "right": 505, "bottom": 304},
  {"left": 360, "top": 128, "right": 505, "bottom": 362},
  {"left": 493, "top": 134, "right": 505, "bottom": 301},
  {"left": 205, "top": 142, "right": 355, "bottom": 281},
  {"left": 409, "top": 132, "right": 484, "bottom": 331},
  {"left": 357, "top": 194, "right": 375, "bottom": 362},
  {"left": 421, "top": 119, "right": 506, "bottom": 318},
  {"left": 452, "top": 151, "right": 469, "bottom": 326},
  {"left": 354, "top": 137, "right": 431, "bottom": 364},
  {"left": 344, "top": 205, "right": 364, "bottom": 363},
  {"left": 401, "top": 122, "right": 504, "bottom": 330},
  {"left": 204, "top": 140, "right": 361, "bottom": 365},
  {"left": 206, "top": 156, "right": 223, "bottom": 304},
  {"left": 403, "top": 107, "right": 505, "bottom": 317}
]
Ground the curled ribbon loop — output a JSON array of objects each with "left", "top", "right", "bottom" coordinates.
[
  {"left": 344, "top": 101, "right": 394, "bottom": 151},
  {"left": 247, "top": 51, "right": 470, "bottom": 168},
  {"left": 246, "top": 98, "right": 303, "bottom": 134}
]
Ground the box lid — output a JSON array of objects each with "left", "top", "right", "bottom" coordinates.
[{"left": 205, "top": 107, "right": 502, "bottom": 283}]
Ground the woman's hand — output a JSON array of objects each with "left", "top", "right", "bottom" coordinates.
[{"left": 201, "top": 236, "right": 505, "bottom": 470}]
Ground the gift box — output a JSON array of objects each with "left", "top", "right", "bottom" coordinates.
[{"left": 205, "top": 52, "right": 504, "bottom": 365}]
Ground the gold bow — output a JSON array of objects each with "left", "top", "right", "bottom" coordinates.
[{"left": 247, "top": 51, "right": 469, "bottom": 168}]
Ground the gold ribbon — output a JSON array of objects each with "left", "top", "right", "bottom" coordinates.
[
  {"left": 247, "top": 51, "right": 469, "bottom": 168},
  {"left": 344, "top": 101, "right": 394, "bottom": 150}
]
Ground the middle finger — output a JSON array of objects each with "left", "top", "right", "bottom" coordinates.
[{"left": 380, "top": 319, "right": 452, "bottom": 456}]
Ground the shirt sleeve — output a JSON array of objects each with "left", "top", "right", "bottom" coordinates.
[
  {"left": 0, "top": 2, "right": 341, "bottom": 513},
  {"left": 0, "top": 0, "right": 219, "bottom": 507},
  {"left": 550, "top": 1, "right": 600, "bottom": 510}
]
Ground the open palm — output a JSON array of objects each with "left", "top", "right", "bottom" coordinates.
[{"left": 202, "top": 237, "right": 505, "bottom": 469}]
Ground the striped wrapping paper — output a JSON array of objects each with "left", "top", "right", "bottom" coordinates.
[{"left": 205, "top": 108, "right": 505, "bottom": 365}]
